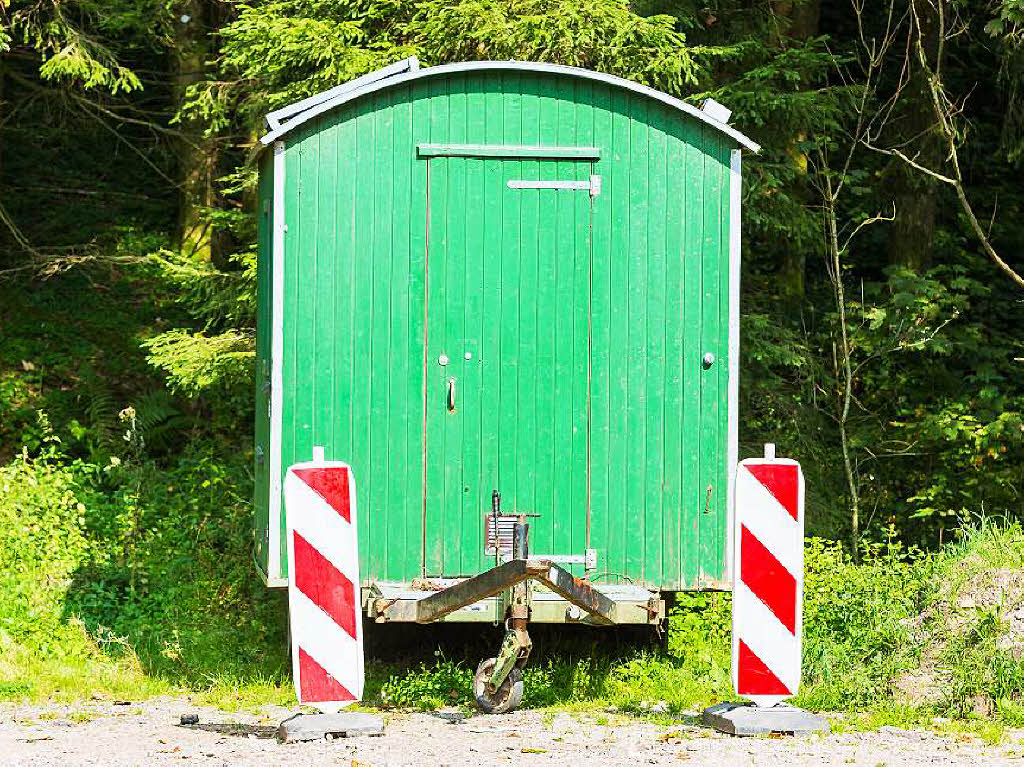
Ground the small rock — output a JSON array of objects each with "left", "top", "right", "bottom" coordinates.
[
  {"left": 650, "top": 701, "right": 670, "bottom": 714},
  {"left": 180, "top": 714, "right": 199, "bottom": 726}
]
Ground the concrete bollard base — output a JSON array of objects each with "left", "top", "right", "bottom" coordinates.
[
  {"left": 702, "top": 701, "right": 829, "bottom": 736},
  {"left": 277, "top": 712, "right": 385, "bottom": 742}
]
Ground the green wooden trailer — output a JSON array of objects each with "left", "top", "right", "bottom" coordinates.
[{"left": 254, "top": 59, "right": 758, "bottom": 705}]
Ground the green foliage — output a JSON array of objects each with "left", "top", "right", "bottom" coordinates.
[
  {"left": 407, "top": 0, "right": 708, "bottom": 93},
  {"left": 0, "top": 443, "right": 289, "bottom": 699},
  {"left": 0, "top": 449, "right": 91, "bottom": 651},
  {"left": 379, "top": 652, "right": 474, "bottom": 709},
  {"left": 142, "top": 329, "right": 254, "bottom": 396},
  {"left": 665, "top": 591, "right": 730, "bottom": 678},
  {"left": 797, "top": 535, "right": 928, "bottom": 711},
  {"left": 189, "top": 0, "right": 740, "bottom": 135},
  {"left": 6, "top": 0, "right": 154, "bottom": 92}
]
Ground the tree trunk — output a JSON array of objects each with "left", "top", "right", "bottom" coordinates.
[
  {"left": 172, "top": 0, "right": 216, "bottom": 261},
  {"left": 772, "top": 0, "right": 821, "bottom": 307},
  {"left": 886, "top": 0, "right": 945, "bottom": 272},
  {"left": 0, "top": 58, "right": 5, "bottom": 190}
]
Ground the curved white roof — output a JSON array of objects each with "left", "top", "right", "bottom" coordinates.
[{"left": 260, "top": 57, "right": 760, "bottom": 152}]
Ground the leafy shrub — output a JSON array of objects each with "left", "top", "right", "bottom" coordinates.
[
  {"left": 379, "top": 653, "right": 473, "bottom": 709},
  {"left": 797, "top": 535, "right": 929, "bottom": 711}
]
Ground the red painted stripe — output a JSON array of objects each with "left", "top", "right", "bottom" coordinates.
[
  {"left": 737, "top": 639, "right": 791, "bottom": 695},
  {"left": 293, "top": 467, "right": 351, "bottom": 523},
  {"left": 746, "top": 464, "right": 799, "bottom": 520},
  {"left": 292, "top": 531, "right": 358, "bottom": 640},
  {"left": 741, "top": 525, "right": 796, "bottom": 634},
  {"left": 298, "top": 646, "right": 356, "bottom": 703}
]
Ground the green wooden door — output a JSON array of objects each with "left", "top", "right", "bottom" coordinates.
[{"left": 424, "top": 156, "right": 594, "bottom": 577}]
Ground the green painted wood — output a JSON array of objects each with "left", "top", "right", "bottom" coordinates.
[
  {"left": 715, "top": 135, "right": 733, "bottom": 583},
  {"left": 625, "top": 95, "right": 648, "bottom": 581},
  {"left": 662, "top": 111, "right": 685, "bottom": 588},
  {"left": 698, "top": 126, "right": 723, "bottom": 587},
  {"left": 681, "top": 116, "right": 705, "bottom": 588},
  {"left": 645, "top": 108, "right": 668, "bottom": 585},
  {"left": 407, "top": 83, "right": 431, "bottom": 581},
  {"left": 387, "top": 87, "right": 414, "bottom": 580},
  {"left": 423, "top": 154, "right": 591, "bottom": 574},
  {"left": 460, "top": 75, "right": 487, "bottom": 577},
  {"left": 418, "top": 143, "right": 600, "bottom": 159},
  {"left": 258, "top": 69, "right": 740, "bottom": 590},
  {"left": 423, "top": 76, "right": 449, "bottom": 576},
  {"left": 350, "top": 99, "right": 376, "bottom": 576},
  {"left": 476, "top": 79, "right": 504, "bottom": 576},
  {"left": 604, "top": 85, "right": 631, "bottom": 583},
  {"left": 253, "top": 149, "right": 273, "bottom": 577},
  {"left": 587, "top": 83, "right": 613, "bottom": 580}
]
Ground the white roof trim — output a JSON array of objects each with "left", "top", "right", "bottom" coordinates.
[
  {"left": 265, "top": 56, "right": 420, "bottom": 132},
  {"left": 260, "top": 59, "right": 760, "bottom": 152}
]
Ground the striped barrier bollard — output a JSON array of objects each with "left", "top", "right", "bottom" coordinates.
[
  {"left": 704, "top": 445, "right": 826, "bottom": 734},
  {"left": 284, "top": 462, "right": 364, "bottom": 712},
  {"left": 732, "top": 444, "right": 804, "bottom": 707}
]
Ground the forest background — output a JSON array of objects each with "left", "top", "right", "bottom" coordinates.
[{"left": 2, "top": 0, "right": 1024, "bottom": 724}]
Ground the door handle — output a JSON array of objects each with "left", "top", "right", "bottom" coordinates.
[{"left": 447, "top": 377, "right": 457, "bottom": 412}]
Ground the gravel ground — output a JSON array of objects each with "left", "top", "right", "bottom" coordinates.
[{"left": 1, "top": 697, "right": 1021, "bottom": 766}]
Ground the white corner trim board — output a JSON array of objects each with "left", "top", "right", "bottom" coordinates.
[{"left": 726, "top": 148, "right": 742, "bottom": 583}]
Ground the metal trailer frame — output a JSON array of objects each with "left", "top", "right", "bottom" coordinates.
[{"left": 363, "top": 515, "right": 665, "bottom": 712}]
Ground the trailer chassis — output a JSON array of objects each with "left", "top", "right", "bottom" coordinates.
[{"left": 364, "top": 520, "right": 665, "bottom": 712}]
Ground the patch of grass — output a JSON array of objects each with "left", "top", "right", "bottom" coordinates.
[
  {"left": 795, "top": 535, "right": 930, "bottom": 713},
  {"left": 0, "top": 446, "right": 290, "bottom": 706}
]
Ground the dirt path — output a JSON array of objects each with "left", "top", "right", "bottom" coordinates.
[{"left": 1, "top": 697, "right": 1019, "bottom": 766}]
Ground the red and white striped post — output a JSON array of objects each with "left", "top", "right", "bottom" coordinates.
[
  {"left": 732, "top": 443, "right": 805, "bottom": 707},
  {"left": 284, "top": 461, "right": 364, "bottom": 712}
]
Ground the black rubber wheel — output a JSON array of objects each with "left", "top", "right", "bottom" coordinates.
[{"left": 473, "top": 657, "right": 524, "bottom": 714}]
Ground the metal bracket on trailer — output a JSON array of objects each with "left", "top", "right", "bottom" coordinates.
[
  {"left": 363, "top": 511, "right": 665, "bottom": 713},
  {"left": 377, "top": 558, "right": 617, "bottom": 625}
]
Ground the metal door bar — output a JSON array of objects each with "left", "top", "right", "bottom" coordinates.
[{"left": 507, "top": 175, "right": 602, "bottom": 196}]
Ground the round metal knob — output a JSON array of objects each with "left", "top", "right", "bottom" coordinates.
[{"left": 702, "top": 352, "right": 716, "bottom": 368}]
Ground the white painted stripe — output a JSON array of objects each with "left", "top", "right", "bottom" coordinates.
[
  {"left": 735, "top": 467, "right": 802, "bottom": 578},
  {"left": 726, "top": 149, "right": 742, "bottom": 584},
  {"left": 269, "top": 141, "right": 286, "bottom": 583},
  {"left": 285, "top": 474, "right": 359, "bottom": 582},
  {"left": 734, "top": 581, "right": 800, "bottom": 692},
  {"left": 289, "top": 587, "right": 364, "bottom": 701}
]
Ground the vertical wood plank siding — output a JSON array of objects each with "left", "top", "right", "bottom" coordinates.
[
  {"left": 262, "top": 71, "right": 734, "bottom": 589},
  {"left": 253, "top": 150, "right": 273, "bottom": 577}
]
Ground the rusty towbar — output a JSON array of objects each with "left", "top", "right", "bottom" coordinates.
[{"left": 380, "top": 558, "right": 616, "bottom": 625}]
